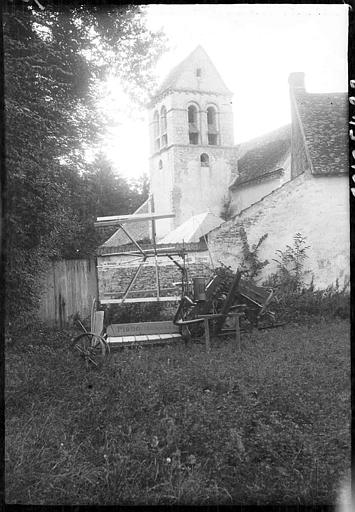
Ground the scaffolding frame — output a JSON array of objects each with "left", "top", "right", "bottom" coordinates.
[{"left": 96, "top": 200, "right": 189, "bottom": 304}]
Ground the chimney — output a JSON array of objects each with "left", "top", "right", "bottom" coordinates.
[{"left": 288, "top": 72, "right": 305, "bottom": 92}]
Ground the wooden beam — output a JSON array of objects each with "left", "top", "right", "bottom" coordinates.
[
  {"left": 103, "top": 287, "right": 179, "bottom": 297},
  {"left": 98, "top": 248, "right": 183, "bottom": 258},
  {"left": 204, "top": 318, "right": 210, "bottom": 353},
  {"left": 235, "top": 314, "right": 241, "bottom": 351},
  {"left": 100, "top": 296, "right": 181, "bottom": 304},
  {"left": 121, "top": 259, "right": 146, "bottom": 303},
  {"left": 167, "top": 255, "right": 185, "bottom": 272},
  {"left": 117, "top": 224, "right": 145, "bottom": 255},
  {"left": 95, "top": 212, "right": 175, "bottom": 226}
]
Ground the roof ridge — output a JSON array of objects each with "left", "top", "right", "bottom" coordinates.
[
  {"left": 290, "top": 90, "right": 315, "bottom": 175},
  {"left": 237, "top": 124, "right": 291, "bottom": 149}
]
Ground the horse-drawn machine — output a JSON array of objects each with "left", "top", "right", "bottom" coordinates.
[{"left": 72, "top": 210, "right": 279, "bottom": 367}]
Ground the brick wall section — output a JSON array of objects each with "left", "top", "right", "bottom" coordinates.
[
  {"left": 97, "top": 252, "right": 213, "bottom": 300},
  {"left": 209, "top": 174, "right": 349, "bottom": 289}
]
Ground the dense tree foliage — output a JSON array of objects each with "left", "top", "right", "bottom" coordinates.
[{"left": 4, "top": 1, "right": 165, "bottom": 324}]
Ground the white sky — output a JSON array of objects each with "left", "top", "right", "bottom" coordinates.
[{"left": 100, "top": 4, "right": 348, "bottom": 179}]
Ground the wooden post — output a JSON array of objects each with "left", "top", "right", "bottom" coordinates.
[
  {"left": 235, "top": 314, "right": 241, "bottom": 352},
  {"left": 204, "top": 317, "right": 210, "bottom": 353},
  {"left": 150, "top": 195, "right": 160, "bottom": 299}
]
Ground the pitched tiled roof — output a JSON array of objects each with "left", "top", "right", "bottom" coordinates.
[
  {"left": 230, "top": 125, "right": 291, "bottom": 187},
  {"left": 294, "top": 91, "right": 348, "bottom": 175},
  {"left": 100, "top": 199, "right": 151, "bottom": 248},
  {"left": 154, "top": 45, "right": 232, "bottom": 97}
]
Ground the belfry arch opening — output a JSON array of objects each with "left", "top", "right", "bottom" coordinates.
[
  {"left": 207, "top": 106, "right": 218, "bottom": 145},
  {"left": 153, "top": 110, "right": 160, "bottom": 151},
  {"left": 160, "top": 106, "right": 167, "bottom": 147},
  {"left": 188, "top": 104, "right": 199, "bottom": 145}
]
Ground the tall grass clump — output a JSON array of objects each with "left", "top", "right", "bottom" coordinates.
[{"left": 264, "top": 234, "right": 349, "bottom": 321}]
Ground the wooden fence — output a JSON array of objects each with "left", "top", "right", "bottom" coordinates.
[{"left": 38, "top": 258, "right": 98, "bottom": 328}]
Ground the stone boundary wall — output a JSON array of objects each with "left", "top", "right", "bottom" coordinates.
[{"left": 97, "top": 251, "right": 213, "bottom": 300}]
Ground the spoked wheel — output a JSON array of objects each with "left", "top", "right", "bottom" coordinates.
[
  {"left": 72, "top": 332, "right": 110, "bottom": 369},
  {"left": 174, "top": 296, "right": 205, "bottom": 340}
]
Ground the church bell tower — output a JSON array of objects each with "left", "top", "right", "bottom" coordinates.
[{"left": 148, "top": 45, "right": 236, "bottom": 239}]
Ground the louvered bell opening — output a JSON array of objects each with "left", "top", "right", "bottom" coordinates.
[
  {"left": 189, "top": 122, "right": 199, "bottom": 134},
  {"left": 207, "top": 124, "right": 218, "bottom": 135}
]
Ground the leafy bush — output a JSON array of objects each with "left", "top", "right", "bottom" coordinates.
[
  {"left": 270, "top": 280, "right": 350, "bottom": 322},
  {"left": 264, "top": 234, "right": 349, "bottom": 321},
  {"left": 239, "top": 228, "right": 269, "bottom": 280},
  {"left": 269, "top": 233, "right": 310, "bottom": 294}
]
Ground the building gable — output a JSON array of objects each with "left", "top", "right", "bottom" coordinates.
[{"left": 154, "top": 45, "right": 232, "bottom": 99}]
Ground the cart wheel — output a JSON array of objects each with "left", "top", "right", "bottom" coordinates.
[{"left": 72, "top": 332, "right": 110, "bottom": 369}]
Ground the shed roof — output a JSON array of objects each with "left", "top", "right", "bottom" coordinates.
[{"left": 159, "top": 212, "right": 224, "bottom": 244}]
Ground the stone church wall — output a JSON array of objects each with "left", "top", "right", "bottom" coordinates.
[
  {"left": 172, "top": 145, "right": 235, "bottom": 227},
  {"left": 209, "top": 174, "right": 349, "bottom": 289}
]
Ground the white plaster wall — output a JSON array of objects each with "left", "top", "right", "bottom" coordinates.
[
  {"left": 209, "top": 174, "right": 350, "bottom": 289},
  {"left": 230, "top": 176, "right": 282, "bottom": 216}
]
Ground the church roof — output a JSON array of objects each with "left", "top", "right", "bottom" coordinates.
[
  {"left": 100, "top": 198, "right": 151, "bottom": 248},
  {"left": 153, "top": 45, "right": 232, "bottom": 98},
  {"left": 230, "top": 125, "right": 291, "bottom": 188},
  {"left": 159, "top": 212, "right": 224, "bottom": 244},
  {"left": 294, "top": 91, "right": 348, "bottom": 175}
]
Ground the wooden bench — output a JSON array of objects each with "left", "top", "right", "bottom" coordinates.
[{"left": 106, "top": 320, "right": 182, "bottom": 348}]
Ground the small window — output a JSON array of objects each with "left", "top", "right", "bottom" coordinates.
[
  {"left": 158, "top": 159, "right": 163, "bottom": 170},
  {"left": 200, "top": 153, "right": 209, "bottom": 167},
  {"left": 196, "top": 68, "right": 202, "bottom": 77},
  {"left": 188, "top": 105, "right": 199, "bottom": 145}
]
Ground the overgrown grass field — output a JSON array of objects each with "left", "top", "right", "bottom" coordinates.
[{"left": 5, "top": 321, "right": 350, "bottom": 505}]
